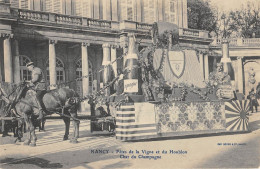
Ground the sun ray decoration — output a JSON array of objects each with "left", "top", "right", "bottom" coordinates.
[{"left": 225, "top": 100, "right": 250, "bottom": 131}]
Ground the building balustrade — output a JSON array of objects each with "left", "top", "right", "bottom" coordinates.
[
  {"left": 87, "top": 18, "right": 111, "bottom": 28},
  {"left": 18, "top": 9, "right": 49, "bottom": 22},
  {"left": 16, "top": 9, "right": 112, "bottom": 29},
  {"left": 12, "top": 8, "right": 210, "bottom": 40},
  {"left": 136, "top": 23, "right": 153, "bottom": 30},
  {"left": 182, "top": 28, "right": 200, "bottom": 37},
  {"left": 211, "top": 38, "right": 260, "bottom": 47},
  {"left": 56, "top": 14, "right": 82, "bottom": 25}
]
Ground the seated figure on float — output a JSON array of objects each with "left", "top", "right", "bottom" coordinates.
[{"left": 208, "top": 62, "right": 234, "bottom": 100}]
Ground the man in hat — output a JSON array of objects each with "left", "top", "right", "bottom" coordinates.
[
  {"left": 26, "top": 62, "right": 46, "bottom": 120},
  {"left": 209, "top": 62, "right": 231, "bottom": 87}
]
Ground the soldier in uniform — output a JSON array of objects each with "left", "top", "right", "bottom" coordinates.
[{"left": 26, "top": 62, "right": 46, "bottom": 120}]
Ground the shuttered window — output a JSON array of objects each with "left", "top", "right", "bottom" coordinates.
[
  {"left": 30, "top": 0, "right": 44, "bottom": 11},
  {"left": 164, "top": 0, "right": 176, "bottom": 23},
  {"left": 71, "top": 0, "right": 90, "bottom": 17},
  {"left": 82, "top": 0, "right": 90, "bottom": 17},
  {"left": 120, "top": 0, "right": 133, "bottom": 21},
  {"left": 143, "top": 0, "right": 155, "bottom": 24},
  {"left": 10, "top": 0, "right": 19, "bottom": 8},
  {"left": 53, "top": 0, "right": 62, "bottom": 14},
  {"left": 45, "top": 0, "right": 52, "bottom": 12},
  {"left": 20, "top": 0, "right": 29, "bottom": 9}
]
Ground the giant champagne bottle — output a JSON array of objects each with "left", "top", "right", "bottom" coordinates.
[{"left": 123, "top": 33, "right": 141, "bottom": 95}]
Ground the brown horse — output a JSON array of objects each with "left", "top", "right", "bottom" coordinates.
[{"left": 0, "top": 82, "right": 80, "bottom": 146}]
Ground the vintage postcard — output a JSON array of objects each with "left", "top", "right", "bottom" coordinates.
[{"left": 0, "top": 0, "right": 259, "bottom": 168}]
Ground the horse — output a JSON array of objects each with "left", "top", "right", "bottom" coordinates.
[{"left": 0, "top": 81, "right": 80, "bottom": 146}]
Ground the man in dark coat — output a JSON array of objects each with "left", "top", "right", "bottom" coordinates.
[{"left": 247, "top": 89, "right": 258, "bottom": 113}]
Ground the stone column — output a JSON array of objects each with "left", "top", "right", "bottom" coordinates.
[
  {"left": 204, "top": 53, "right": 209, "bottom": 80},
  {"left": 177, "top": 0, "right": 183, "bottom": 27},
  {"left": 111, "top": 0, "right": 118, "bottom": 21},
  {"left": 94, "top": 0, "right": 100, "bottom": 19},
  {"left": 89, "top": 0, "right": 94, "bottom": 18},
  {"left": 13, "top": 39, "right": 20, "bottom": 83},
  {"left": 158, "top": 0, "right": 164, "bottom": 21},
  {"left": 49, "top": 40, "right": 57, "bottom": 90},
  {"left": 237, "top": 56, "right": 244, "bottom": 93},
  {"left": 4, "top": 34, "right": 13, "bottom": 83},
  {"left": 103, "top": 0, "right": 111, "bottom": 20},
  {"left": 82, "top": 42, "right": 90, "bottom": 96},
  {"left": 102, "top": 43, "right": 111, "bottom": 96},
  {"left": 199, "top": 51, "right": 204, "bottom": 79},
  {"left": 136, "top": 0, "right": 142, "bottom": 22},
  {"left": 182, "top": 0, "right": 188, "bottom": 28},
  {"left": 111, "top": 45, "right": 117, "bottom": 77}
]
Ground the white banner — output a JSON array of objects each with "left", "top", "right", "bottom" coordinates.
[{"left": 124, "top": 79, "right": 138, "bottom": 93}]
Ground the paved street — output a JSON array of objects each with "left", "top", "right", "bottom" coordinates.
[{"left": 0, "top": 112, "right": 259, "bottom": 169}]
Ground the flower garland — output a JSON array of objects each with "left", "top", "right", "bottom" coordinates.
[{"left": 166, "top": 87, "right": 187, "bottom": 102}]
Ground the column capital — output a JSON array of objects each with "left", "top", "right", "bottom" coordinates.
[
  {"left": 111, "top": 44, "right": 119, "bottom": 49},
  {"left": 1, "top": 33, "right": 13, "bottom": 39},
  {"left": 102, "top": 43, "right": 111, "bottom": 48},
  {"left": 49, "top": 39, "right": 57, "bottom": 44},
  {"left": 198, "top": 50, "right": 204, "bottom": 55},
  {"left": 199, "top": 50, "right": 209, "bottom": 55},
  {"left": 82, "top": 42, "right": 90, "bottom": 47},
  {"left": 237, "top": 56, "right": 244, "bottom": 60}
]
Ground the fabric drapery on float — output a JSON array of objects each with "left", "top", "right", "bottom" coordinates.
[
  {"left": 116, "top": 100, "right": 250, "bottom": 141},
  {"left": 153, "top": 49, "right": 206, "bottom": 88}
]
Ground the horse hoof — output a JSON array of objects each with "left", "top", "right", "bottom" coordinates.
[
  {"left": 30, "top": 142, "right": 36, "bottom": 147},
  {"left": 14, "top": 138, "right": 22, "bottom": 143},
  {"left": 24, "top": 140, "right": 31, "bottom": 145},
  {"left": 70, "top": 138, "right": 78, "bottom": 144},
  {"left": 63, "top": 136, "right": 69, "bottom": 141}
]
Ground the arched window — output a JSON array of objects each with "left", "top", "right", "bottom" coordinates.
[
  {"left": 76, "top": 59, "right": 93, "bottom": 95},
  {"left": 46, "top": 58, "right": 65, "bottom": 83},
  {"left": 19, "top": 55, "right": 31, "bottom": 81}
]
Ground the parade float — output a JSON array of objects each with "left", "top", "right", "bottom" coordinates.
[
  {"left": 89, "top": 22, "right": 250, "bottom": 141},
  {"left": 0, "top": 22, "right": 250, "bottom": 142}
]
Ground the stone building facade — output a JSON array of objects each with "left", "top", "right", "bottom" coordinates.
[{"left": 0, "top": 0, "right": 212, "bottom": 99}]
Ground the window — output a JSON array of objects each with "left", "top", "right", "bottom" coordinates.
[
  {"left": 76, "top": 59, "right": 93, "bottom": 95},
  {"left": 72, "top": 0, "right": 90, "bottom": 17},
  {"left": 120, "top": 0, "right": 134, "bottom": 21},
  {"left": 143, "top": 0, "right": 155, "bottom": 24},
  {"left": 30, "top": 0, "right": 45, "bottom": 11},
  {"left": 45, "top": 0, "right": 62, "bottom": 14},
  {"left": 19, "top": 55, "right": 31, "bottom": 81},
  {"left": 76, "top": 59, "right": 93, "bottom": 86},
  {"left": 46, "top": 58, "right": 65, "bottom": 84},
  {"left": 164, "top": 0, "right": 177, "bottom": 24}
]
